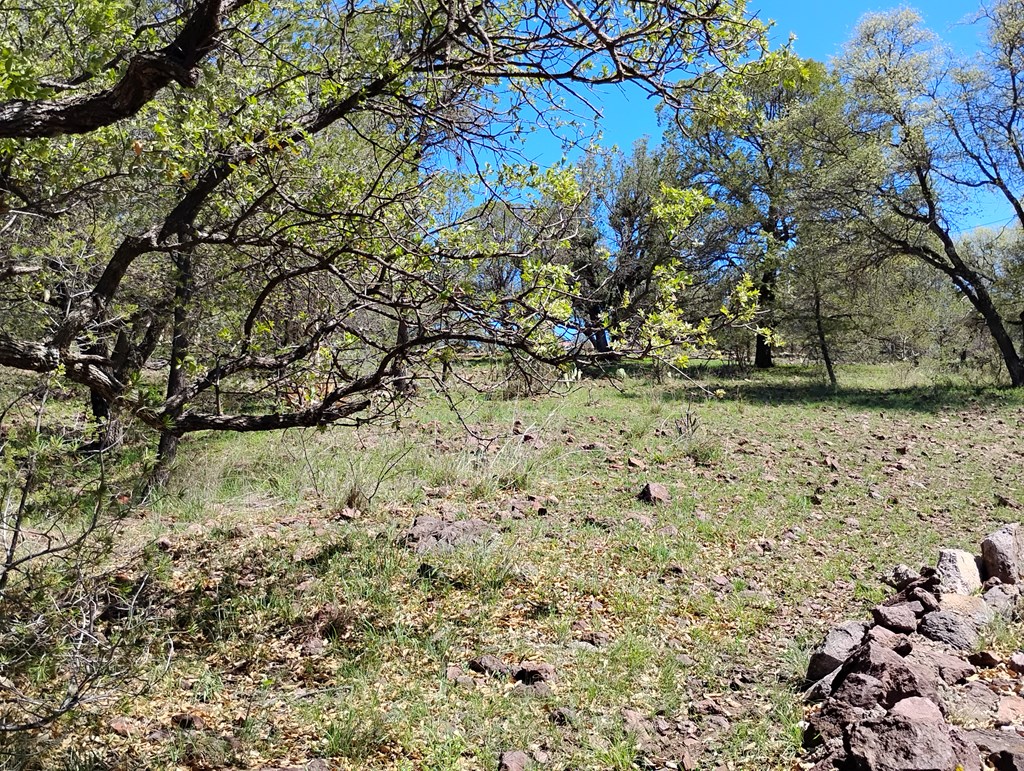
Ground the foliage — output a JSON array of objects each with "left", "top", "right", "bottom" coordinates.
[
  {"left": 784, "top": 5, "right": 1024, "bottom": 385},
  {"left": 0, "top": 0, "right": 769, "bottom": 469},
  {"left": 665, "top": 51, "right": 830, "bottom": 368}
]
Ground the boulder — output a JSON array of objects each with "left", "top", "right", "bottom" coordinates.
[
  {"left": 919, "top": 610, "right": 979, "bottom": 651},
  {"left": 905, "top": 647, "right": 975, "bottom": 685},
  {"left": 805, "top": 667, "right": 842, "bottom": 703},
  {"left": 807, "top": 621, "right": 869, "bottom": 682},
  {"left": 576, "top": 630, "right": 609, "bottom": 647},
  {"left": 846, "top": 713, "right": 980, "bottom": 771},
  {"left": 548, "top": 707, "right": 576, "bottom": 726},
  {"left": 514, "top": 661, "right": 557, "bottom": 685},
  {"left": 873, "top": 603, "right": 919, "bottom": 633},
  {"left": 835, "top": 642, "right": 939, "bottom": 709},
  {"left": 867, "top": 627, "right": 912, "bottom": 654},
  {"left": 108, "top": 717, "right": 134, "bottom": 737},
  {"left": 991, "top": 751, "right": 1024, "bottom": 771},
  {"left": 469, "top": 655, "right": 511, "bottom": 678},
  {"left": 404, "top": 516, "right": 492, "bottom": 553},
  {"left": 170, "top": 713, "right": 206, "bottom": 731},
  {"left": 888, "top": 564, "right": 921, "bottom": 590},
  {"left": 498, "top": 750, "right": 531, "bottom": 771},
  {"left": 806, "top": 698, "right": 882, "bottom": 749},
  {"left": 967, "top": 728, "right": 1024, "bottom": 756},
  {"left": 936, "top": 548, "right": 982, "bottom": 595},
  {"left": 984, "top": 584, "right": 1020, "bottom": 618},
  {"left": 996, "top": 695, "right": 1024, "bottom": 726},
  {"left": 445, "top": 665, "right": 475, "bottom": 687},
  {"left": 831, "top": 673, "right": 885, "bottom": 709},
  {"left": 621, "top": 708, "right": 655, "bottom": 749},
  {"left": 939, "top": 593, "right": 996, "bottom": 626},
  {"left": 637, "top": 482, "right": 670, "bottom": 505},
  {"left": 514, "top": 681, "right": 552, "bottom": 698},
  {"left": 982, "top": 524, "right": 1024, "bottom": 585},
  {"left": 889, "top": 696, "right": 943, "bottom": 722},
  {"left": 911, "top": 587, "right": 940, "bottom": 613}
]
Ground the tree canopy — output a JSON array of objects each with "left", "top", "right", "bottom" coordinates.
[{"left": 0, "top": 0, "right": 767, "bottom": 466}]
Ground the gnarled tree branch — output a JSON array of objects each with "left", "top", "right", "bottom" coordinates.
[{"left": 0, "top": 0, "right": 249, "bottom": 139}]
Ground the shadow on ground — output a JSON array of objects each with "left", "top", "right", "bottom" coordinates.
[{"left": 654, "top": 366, "right": 1023, "bottom": 414}]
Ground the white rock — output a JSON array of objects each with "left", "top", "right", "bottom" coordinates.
[{"left": 936, "top": 548, "right": 981, "bottom": 595}]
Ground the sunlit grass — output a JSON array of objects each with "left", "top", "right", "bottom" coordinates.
[{"left": 10, "top": 363, "right": 1024, "bottom": 769}]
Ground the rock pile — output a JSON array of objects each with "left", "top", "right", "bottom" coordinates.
[
  {"left": 446, "top": 655, "right": 559, "bottom": 698},
  {"left": 402, "top": 515, "right": 493, "bottom": 553},
  {"left": 803, "top": 524, "right": 1024, "bottom": 770}
]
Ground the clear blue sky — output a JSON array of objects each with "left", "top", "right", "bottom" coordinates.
[
  {"left": 758, "top": 0, "right": 981, "bottom": 59},
  {"left": 578, "top": 1, "right": 984, "bottom": 155},
  {"left": 531, "top": 0, "right": 1006, "bottom": 230}
]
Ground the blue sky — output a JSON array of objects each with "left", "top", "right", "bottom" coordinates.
[
  {"left": 758, "top": 0, "right": 982, "bottom": 60},
  {"left": 575, "top": 1, "right": 985, "bottom": 156},
  {"left": 531, "top": 0, "right": 1009, "bottom": 231}
]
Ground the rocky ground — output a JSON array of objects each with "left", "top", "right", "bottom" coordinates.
[
  {"left": 4, "top": 365, "right": 1024, "bottom": 770},
  {"left": 803, "top": 524, "right": 1024, "bottom": 770}
]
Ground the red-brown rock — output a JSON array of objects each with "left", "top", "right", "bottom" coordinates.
[{"left": 638, "top": 482, "right": 670, "bottom": 505}]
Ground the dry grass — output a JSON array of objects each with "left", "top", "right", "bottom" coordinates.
[{"left": 5, "top": 364, "right": 1024, "bottom": 770}]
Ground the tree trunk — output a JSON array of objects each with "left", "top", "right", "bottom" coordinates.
[
  {"left": 813, "top": 282, "right": 837, "bottom": 389},
  {"left": 754, "top": 268, "right": 776, "bottom": 369},
  {"left": 89, "top": 387, "right": 110, "bottom": 421},
  {"left": 948, "top": 261, "right": 1024, "bottom": 387},
  {"left": 87, "top": 388, "right": 124, "bottom": 450},
  {"left": 590, "top": 328, "right": 612, "bottom": 356},
  {"left": 151, "top": 432, "right": 180, "bottom": 490},
  {"left": 151, "top": 251, "right": 193, "bottom": 486},
  {"left": 390, "top": 316, "right": 415, "bottom": 395},
  {"left": 84, "top": 342, "right": 124, "bottom": 451},
  {"left": 922, "top": 202, "right": 1024, "bottom": 386},
  {"left": 586, "top": 307, "right": 618, "bottom": 361},
  {"left": 1019, "top": 311, "right": 1024, "bottom": 363},
  {"left": 754, "top": 334, "right": 773, "bottom": 369},
  {"left": 969, "top": 287, "right": 1024, "bottom": 387}
]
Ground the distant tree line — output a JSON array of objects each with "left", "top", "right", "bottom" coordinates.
[{"left": 566, "top": 5, "right": 1024, "bottom": 387}]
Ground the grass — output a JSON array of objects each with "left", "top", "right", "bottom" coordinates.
[{"left": 4, "top": 363, "right": 1024, "bottom": 769}]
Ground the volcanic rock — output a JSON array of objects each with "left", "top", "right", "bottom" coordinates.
[
  {"left": 404, "top": 516, "right": 492, "bottom": 553},
  {"left": 807, "top": 621, "right": 869, "bottom": 682},
  {"left": 872, "top": 603, "right": 918, "bottom": 634},
  {"left": 638, "top": 482, "right": 671, "bottom": 505},
  {"left": 936, "top": 548, "right": 982, "bottom": 595},
  {"left": 983, "top": 525, "right": 1024, "bottom": 585},
  {"left": 919, "top": 610, "right": 980, "bottom": 651}
]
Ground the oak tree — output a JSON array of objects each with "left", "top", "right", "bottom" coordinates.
[{"left": 0, "top": 0, "right": 767, "bottom": 475}]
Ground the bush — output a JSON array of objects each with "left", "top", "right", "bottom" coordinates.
[{"left": 0, "top": 382, "right": 154, "bottom": 744}]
